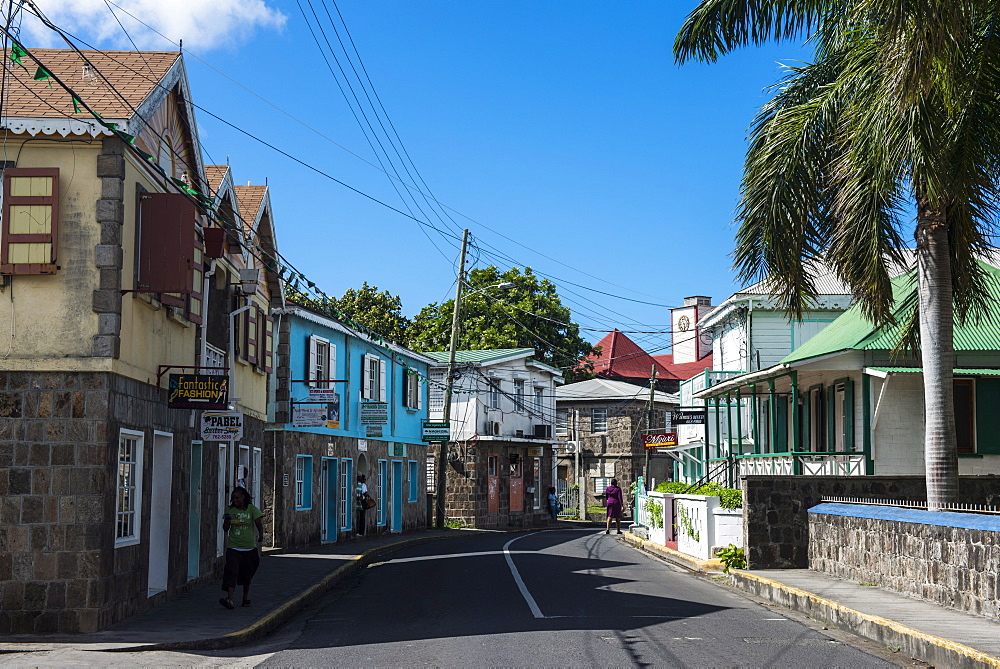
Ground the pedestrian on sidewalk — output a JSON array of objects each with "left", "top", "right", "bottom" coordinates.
[
  {"left": 547, "top": 486, "right": 560, "bottom": 520},
  {"left": 604, "top": 478, "right": 623, "bottom": 535},
  {"left": 220, "top": 486, "right": 264, "bottom": 610},
  {"left": 356, "top": 474, "right": 369, "bottom": 536}
]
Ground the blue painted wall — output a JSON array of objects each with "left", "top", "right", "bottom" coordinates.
[{"left": 279, "top": 311, "right": 429, "bottom": 445}]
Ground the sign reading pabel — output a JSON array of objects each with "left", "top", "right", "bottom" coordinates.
[
  {"left": 201, "top": 410, "right": 243, "bottom": 441},
  {"left": 168, "top": 373, "right": 229, "bottom": 409}
]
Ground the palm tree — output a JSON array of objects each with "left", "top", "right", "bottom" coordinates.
[{"left": 674, "top": 1, "right": 1000, "bottom": 508}]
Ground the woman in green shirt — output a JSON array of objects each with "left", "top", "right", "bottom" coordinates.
[{"left": 220, "top": 486, "right": 264, "bottom": 609}]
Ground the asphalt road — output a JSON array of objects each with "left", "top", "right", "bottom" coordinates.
[{"left": 258, "top": 529, "right": 900, "bottom": 668}]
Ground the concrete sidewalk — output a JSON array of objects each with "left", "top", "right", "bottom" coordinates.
[
  {"left": 0, "top": 529, "right": 466, "bottom": 653},
  {"left": 624, "top": 530, "right": 1000, "bottom": 669}
]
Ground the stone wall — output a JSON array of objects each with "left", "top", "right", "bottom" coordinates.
[
  {"left": 267, "top": 430, "right": 428, "bottom": 549},
  {"left": 809, "top": 504, "right": 1000, "bottom": 618},
  {"left": 0, "top": 371, "right": 213, "bottom": 633},
  {"left": 743, "top": 475, "right": 1000, "bottom": 569}
]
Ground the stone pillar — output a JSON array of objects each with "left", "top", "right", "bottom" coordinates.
[{"left": 92, "top": 138, "right": 125, "bottom": 358}]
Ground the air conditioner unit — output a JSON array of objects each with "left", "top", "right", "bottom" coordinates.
[
  {"left": 486, "top": 421, "right": 501, "bottom": 436},
  {"left": 533, "top": 424, "right": 552, "bottom": 439},
  {"left": 561, "top": 442, "right": 577, "bottom": 454},
  {"left": 515, "top": 429, "right": 524, "bottom": 438}
]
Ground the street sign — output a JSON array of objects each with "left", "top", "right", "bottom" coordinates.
[
  {"left": 671, "top": 408, "right": 708, "bottom": 425},
  {"left": 643, "top": 433, "right": 677, "bottom": 449},
  {"left": 422, "top": 421, "right": 450, "bottom": 442}
]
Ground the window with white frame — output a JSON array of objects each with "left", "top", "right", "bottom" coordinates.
[
  {"left": 295, "top": 455, "right": 313, "bottom": 510},
  {"left": 116, "top": 429, "right": 144, "bottom": 546},
  {"left": 205, "top": 343, "right": 226, "bottom": 374},
  {"left": 592, "top": 407, "right": 608, "bottom": 433},
  {"left": 308, "top": 335, "right": 336, "bottom": 389},
  {"left": 593, "top": 476, "right": 612, "bottom": 493},
  {"left": 428, "top": 369, "right": 445, "bottom": 410},
  {"left": 426, "top": 455, "right": 436, "bottom": 493},
  {"left": 556, "top": 409, "right": 569, "bottom": 437},
  {"left": 489, "top": 380, "right": 501, "bottom": 409},
  {"left": 514, "top": 380, "right": 525, "bottom": 411},
  {"left": 533, "top": 386, "right": 544, "bottom": 415},
  {"left": 404, "top": 369, "right": 422, "bottom": 409},
  {"left": 363, "top": 354, "right": 386, "bottom": 401}
]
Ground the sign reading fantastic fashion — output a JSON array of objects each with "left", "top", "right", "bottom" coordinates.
[
  {"left": 201, "top": 411, "right": 243, "bottom": 441},
  {"left": 360, "top": 402, "right": 388, "bottom": 425},
  {"left": 167, "top": 373, "right": 229, "bottom": 409},
  {"left": 643, "top": 433, "right": 677, "bottom": 449},
  {"left": 422, "top": 421, "right": 450, "bottom": 442},
  {"left": 671, "top": 408, "right": 708, "bottom": 425}
]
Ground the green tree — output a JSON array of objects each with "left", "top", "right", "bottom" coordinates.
[
  {"left": 674, "top": 1, "right": 1000, "bottom": 507},
  {"left": 408, "top": 266, "right": 597, "bottom": 382},
  {"left": 284, "top": 282, "right": 410, "bottom": 345}
]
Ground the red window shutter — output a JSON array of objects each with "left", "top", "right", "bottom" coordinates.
[
  {"left": 233, "top": 295, "right": 243, "bottom": 359},
  {"left": 137, "top": 192, "right": 195, "bottom": 307},
  {"left": 264, "top": 313, "right": 274, "bottom": 373},
  {"left": 247, "top": 306, "right": 258, "bottom": 366},
  {"left": 1, "top": 168, "right": 59, "bottom": 274}
]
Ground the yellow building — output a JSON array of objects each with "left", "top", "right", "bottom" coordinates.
[{"left": 0, "top": 48, "right": 279, "bottom": 632}]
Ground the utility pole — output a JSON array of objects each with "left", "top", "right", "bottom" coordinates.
[
  {"left": 436, "top": 229, "right": 469, "bottom": 528},
  {"left": 643, "top": 365, "right": 657, "bottom": 491}
]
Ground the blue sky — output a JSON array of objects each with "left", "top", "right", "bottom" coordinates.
[{"left": 26, "top": 1, "right": 809, "bottom": 352}]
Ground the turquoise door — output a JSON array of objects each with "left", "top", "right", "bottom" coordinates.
[
  {"left": 322, "top": 458, "right": 338, "bottom": 543},
  {"left": 391, "top": 460, "right": 403, "bottom": 532}
]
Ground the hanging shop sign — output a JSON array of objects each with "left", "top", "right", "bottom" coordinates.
[
  {"left": 201, "top": 410, "right": 243, "bottom": 441},
  {"left": 671, "top": 408, "right": 708, "bottom": 425},
  {"left": 292, "top": 394, "right": 341, "bottom": 429},
  {"left": 360, "top": 402, "right": 388, "bottom": 425},
  {"left": 526, "top": 447, "right": 544, "bottom": 457},
  {"left": 168, "top": 373, "right": 229, "bottom": 410},
  {"left": 643, "top": 433, "right": 677, "bottom": 449},
  {"left": 422, "top": 421, "right": 450, "bottom": 442}
]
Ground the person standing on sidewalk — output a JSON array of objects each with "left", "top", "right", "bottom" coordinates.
[
  {"left": 604, "top": 478, "right": 624, "bottom": 535},
  {"left": 547, "top": 486, "right": 560, "bottom": 520},
  {"left": 220, "top": 486, "right": 264, "bottom": 609},
  {"left": 355, "top": 474, "right": 369, "bottom": 536}
]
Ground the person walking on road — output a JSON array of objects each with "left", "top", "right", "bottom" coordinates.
[
  {"left": 356, "top": 474, "right": 369, "bottom": 536},
  {"left": 604, "top": 478, "right": 624, "bottom": 535},
  {"left": 547, "top": 486, "right": 560, "bottom": 520},
  {"left": 220, "top": 486, "right": 264, "bottom": 609}
]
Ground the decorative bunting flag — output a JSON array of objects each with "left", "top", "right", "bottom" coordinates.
[
  {"left": 10, "top": 44, "right": 25, "bottom": 65},
  {"left": 33, "top": 66, "right": 53, "bottom": 88},
  {"left": 72, "top": 96, "right": 81, "bottom": 114}
]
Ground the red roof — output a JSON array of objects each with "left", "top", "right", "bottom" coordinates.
[
  {"left": 653, "top": 353, "right": 713, "bottom": 381},
  {"left": 586, "top": 330, "right": 669, "bottom": 380}
]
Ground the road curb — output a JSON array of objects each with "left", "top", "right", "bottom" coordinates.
[
  {"left": 621, "top": 532, "right": 724, "bottom": 572},
  {"left": 729, "top": 570, "right": 1000, "bottom": 669}
]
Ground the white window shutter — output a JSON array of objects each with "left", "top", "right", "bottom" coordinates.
[
  {"left": 329, "top": 344, "right": 337, "bottom": 386},
  {"left": 308, "top": 335, "right": 318, "bottom": 388},
  {"left": 378, "top": 358, "right": 387, "bottom": 402},
  {"left": 362, "top": 354, "right": 372, "bottom": 400},
  {"left": 416, "top": 374, "right": 423, "bottom": 410}
]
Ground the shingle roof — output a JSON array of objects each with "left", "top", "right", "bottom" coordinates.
[
  {"left": 205, "top": 165, "right": 229, "bottom": 194},
  {"left": 423, "top": 348, "right": 535, "bottom": 364},
  {"left": 3, "top": 48, "right": 178, "bottom": 119},
  {"left": 234, "top": 185, "right": 267, "bottom": 231},
  {"left": 556, "top": 377, "right": 678, "bottom": 404},
  {"left": 782, "top": 261, "right": 1000, "bottom": 364},
  {"left": 655, "top": 354, "right": 714, "bottom": 381}
]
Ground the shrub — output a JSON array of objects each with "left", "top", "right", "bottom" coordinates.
[
  {"left": 653, "top": 481, "right": 742, "bottom": 509},
  {"left": 716, "top": 544, "right": 747, "bottom": 573}
]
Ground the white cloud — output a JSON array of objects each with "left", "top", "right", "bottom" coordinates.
[{"left": 20, "top": 0, "right": 286, "bottom": 51}]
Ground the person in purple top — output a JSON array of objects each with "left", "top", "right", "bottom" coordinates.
[{"left": 604, "top": 478, "right": 624, "bottom": 535}]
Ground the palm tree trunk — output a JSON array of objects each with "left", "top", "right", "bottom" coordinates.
[{"left": 915, "top": 197, "right": 959, "bottom": 509}]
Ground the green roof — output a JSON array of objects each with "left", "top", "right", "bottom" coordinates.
[
  {"left": 421, "top": 348, "right": 536, "bottom": 364},
  {"left": 868, "top": 367, "right": 1000, "bottom": 375},
  {"left": 783, "top": 261, "right": 1000, "bottom": 365}
]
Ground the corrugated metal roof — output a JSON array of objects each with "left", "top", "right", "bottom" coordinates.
[
  {"left": 422, "top": 348, "right": 535, "bottom": 364},
  {"left": 556, "top": 377, "right": 678, "bottom": 403},
  {"left": 783, "top": 261, "right": 1000, "bottom": 364},
  {"left": 868, "top": 367, "right": 1000, "bottom": 376},
  {"left": 585, "top": 330, "right": 669, "bottom": 378}
]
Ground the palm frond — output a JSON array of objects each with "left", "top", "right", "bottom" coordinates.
[{"left": 674, "top": 0, "right": 832, "bottom": 63}]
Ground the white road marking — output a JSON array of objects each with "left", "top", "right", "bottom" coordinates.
[{"left": 504, "top": 532, "right": 546, "bottom": 618}]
